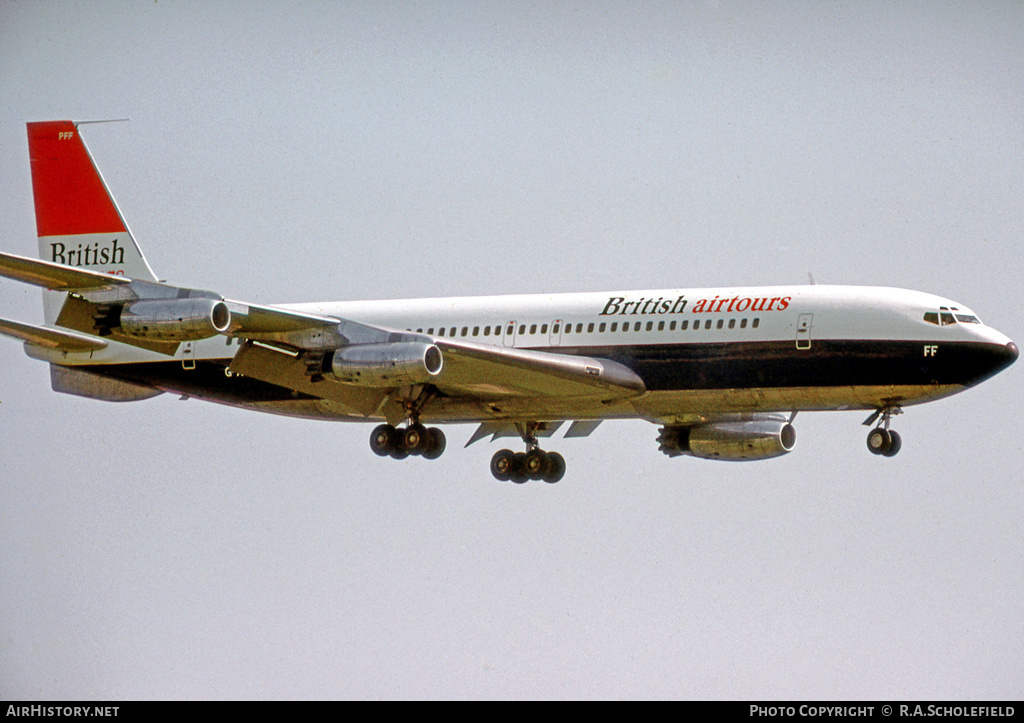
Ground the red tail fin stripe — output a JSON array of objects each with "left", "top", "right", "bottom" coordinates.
[{"left": 28, "top": 121, "right": 128, "bottom": 237}]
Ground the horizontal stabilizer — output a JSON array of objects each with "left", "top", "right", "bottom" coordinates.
[
  {"left": 0, "top": 316, "right": 108, "bottom": 351},
  {"left": 0, "top": 251, "right": 129, "bottom": 291}
]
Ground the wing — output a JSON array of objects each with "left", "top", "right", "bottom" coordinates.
[
  {"left": 226, "top": 323, "right": 645, "bottom": 424},
  {"left": 1, "top": 251, "right": 645, "bottom": 413}
]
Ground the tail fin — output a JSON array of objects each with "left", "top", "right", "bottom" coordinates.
[{"left": 27, "top": 120, "right": 158, "bottom": 322}]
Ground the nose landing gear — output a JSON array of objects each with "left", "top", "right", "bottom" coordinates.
[{"left": 864, "top": 406, "right": 903, "bottom": 457}]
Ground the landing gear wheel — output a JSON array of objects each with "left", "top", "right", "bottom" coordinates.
[
  {"left": 510, "top": 453, "right": 529, "bottom": 484},
  {"left": 524, "top": 449, "right": 550, "bottom": 480},
  {"left": 543, "top": 452, "right": 566, "bottom": 483},
  {"left": 881, "top": 430, "right": 902, "bottom": 457},
  {"left": 403, "top": 423, "right": 430, "bottom": 455},
  {"left": 490, "top": 449, "right": 516, "bottom": 481},
  {"left": 370, "top": 424, "right": 398, "bottom": 457},
  {"left": 422, "top": 427, "right": 446, "bottom": 460},
  {"left": 866, "top": 428, "right": 891, "bottom": 455}
]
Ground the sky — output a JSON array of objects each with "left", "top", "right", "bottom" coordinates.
[{"left": 1, "top": 0, "right": 1022, "bottom": 700}]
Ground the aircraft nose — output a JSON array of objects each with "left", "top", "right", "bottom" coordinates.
[{"left": 953, "top": 337, "right": 1018, "bottom": 388}]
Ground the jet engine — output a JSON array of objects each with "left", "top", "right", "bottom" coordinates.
[
  {"left": 658, "top": 416, "right": 796, "bottom": 461},
  {"left": 115, "top": 298, "right": 231, "bottom": 341},
  {"left": 326, "top": 341, "right": 443, "bottom": 387}
]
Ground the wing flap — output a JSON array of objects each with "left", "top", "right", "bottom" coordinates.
[
  {"left": 0, "top": 316, "right": 108, "bottom": 351},
  {"left": 434, "top": 338, "right": 645, "bottom": 400},
  {"left": 224, "top": 301, "right": 339, "bottom": 336}
]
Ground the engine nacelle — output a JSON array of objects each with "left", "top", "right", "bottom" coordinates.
[
  {"left": 118, "top": 298, "right": 231, "bottom": 341},
  {"left": 327, "top": 342, "right": 443, "bottom": 387},
  {"left": 658, "top": 417, "right": 796, "bottom": 461}
]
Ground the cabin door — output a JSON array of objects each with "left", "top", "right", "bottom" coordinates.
[{"left": 796, "top": 314, "right": 813, "bottom": 350}]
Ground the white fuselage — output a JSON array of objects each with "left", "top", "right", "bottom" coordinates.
[{"left": 32, "top": 284, "right": 1013, "bottom": 425}]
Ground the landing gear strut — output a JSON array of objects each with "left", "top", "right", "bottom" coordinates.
[
  {"left": 489, "top": 422, "right": 566, "bottom": 484},
  {"left": 863, "top": 406, "right": 903, "bottom": 457}
]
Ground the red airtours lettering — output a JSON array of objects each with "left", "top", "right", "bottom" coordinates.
[
  {"left": 691, "top": 295, "right": 791, "bottom": 313},
  {"left": 50, "top": 238, "right": 125, "bottom": 267},
  {"left": 600, "top": 294, "right": 791, "bottom": 316}
]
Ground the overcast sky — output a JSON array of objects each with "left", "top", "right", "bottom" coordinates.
[{"left": 1, "top": 1, "right": 1022, "bottom": 700}]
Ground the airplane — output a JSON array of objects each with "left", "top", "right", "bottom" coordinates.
[{"left": 0, "top": 120, "right": 1017, "bottom": 483}]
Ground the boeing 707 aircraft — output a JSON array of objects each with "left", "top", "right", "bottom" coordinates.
[{"left": 0, "top": 121, "right": 1016, "bottom": 482}]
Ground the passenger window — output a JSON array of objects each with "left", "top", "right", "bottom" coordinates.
[
  {"left": 519, "top": 325, "right": 526, "bottom": 335},
  {"left": 588, "top": 323, "right": 595, "bottom": 333},
  {"left": 679, "top": 320, "right": 686, "bottom": 330},
  {"left": 461, "top": 327, "right": 468, "bottom": 336},
  {"left": 705, "top": 320, "right": 712, "bottom": 330},
  {"left": 634, "top": 322, "right": 641, "bottom": 331},
  {"left": 472, "top": 326, "right": 479, "bottom": 336},
  {"left": 561, "top": 324, "right": 568, "bottom": 334},
  {"left": 740, "top": 319, "right": 747, "bottom": 329},
  {"left": 657, "top": 321, "right": 664, "bottom": 331},
  {"left": 728, "top": 319, "right": 735, "bottom": 329},
  {"left": 576, "top": 323, "right": 583, "bottom": 333},
  {"left": 647, "top": 322, "right": 654, "bottom": 331},
  {"left": 717, "top": 319, "right": 724, "bottom": 329},
  {"left": 670, "top": 321, "right": 677, "bottom": 331},
  {"left": 611, "top": 322, "right": 618, "bottom": 332},
  {"left": 541, "top": 324, "right": 548, "bottom": 334},
  {"left": 483, "top": 326, "right": 490, "bottom": 336},
  {"left": 529, "top": 324, "right": 537, "bottom": 334},
  {"left": 752, "top": 318, "right": 760, "bottom": 328},
  {"left": 437, "top": 328, "right": 445, "bottom": 336},
  {"left": 599, "top": 323, "right": 606, "bottom": 332}
]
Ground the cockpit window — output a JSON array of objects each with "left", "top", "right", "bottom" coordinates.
[{"left": 925, "top": 309, "right": 980, "bottom": 326}]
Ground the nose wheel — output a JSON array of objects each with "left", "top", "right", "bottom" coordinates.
[
  {"left": 866, "top": 427, "right": 902, "bottom": 456},
  {"left": 863, "top": 405, "right": 903, "bottom": 457}
]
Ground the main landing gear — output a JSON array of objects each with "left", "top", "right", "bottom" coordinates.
[
  {"left": 369, "top": 388, "right": 446, "bottom": 461},
  {"left": 490, "top": 448, "right": 566, "bottom": 484},
  {"left": 863, "top": 406, "right": 903, "bottom": 457},
  {"left": 489, "top": 422, "right": 566, "bottom": 484},
  {"left": 370, "top": 423, "right": 446, "bottom": 460}
]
